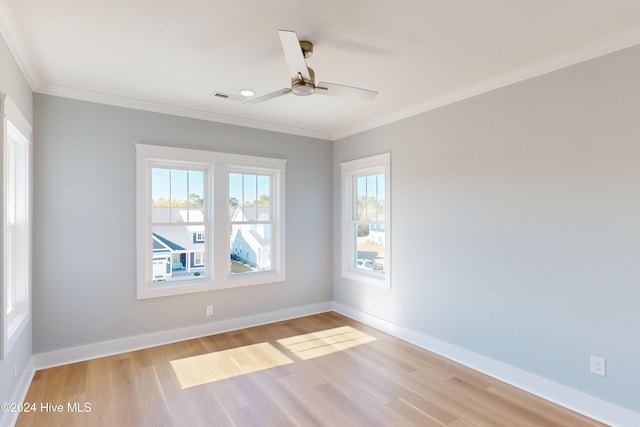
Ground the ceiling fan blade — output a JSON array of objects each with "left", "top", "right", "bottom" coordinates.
[
  {"left": 316, "top": 82, "right": 378, "bottom": 100},
  {"left": 242, "top": 88, "right": 291, "bottom": 105},
  {"left": 278, "top": 30, "right": 311, "bottom": 81}
]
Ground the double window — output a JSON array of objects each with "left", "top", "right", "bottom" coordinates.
[
  {"left": 136, "top": 144, "right": 285, "bottom": 299},
  {"left": 2, "top": 95, "right": 32, "bottom": 358},
  {"left": 341, "top": 153, "right": 391, "bottom": 288}
]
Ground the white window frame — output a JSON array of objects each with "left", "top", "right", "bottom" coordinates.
[
  {"left": 139, "top": 158, "right": 213, "bottom": 299},
  {"left": 136, "top": 144, "right": 286, "bottom": 299},
  {"left": 227, "top": 167, "right": 284, "bottom": 286},
  {"left": 341, "top": 153, "right": 391, "bottom": 288},
  {"left": 1, "top": 94, "right": 32, "bottom": 359}
]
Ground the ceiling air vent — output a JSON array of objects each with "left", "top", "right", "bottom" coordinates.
[{"left": 211, "top": 91, "right": 244, "bottom": 102}]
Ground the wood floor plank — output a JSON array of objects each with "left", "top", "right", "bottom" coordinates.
[
  {"left": 16, "top": 312, "right": 608, "bottom": 427},
  {"left": 247, "top": 368, "right": 324, "bottom": 426}
]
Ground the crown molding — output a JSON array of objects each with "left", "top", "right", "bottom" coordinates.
[
  {"left": 332, "top": 26, "right": 640, "bottom": 141},
  {"left": 0, "top": 0, "right": 41, "bottom": 90},
  {"left": 37, "top": 84, "right": 332, "bottom": 141},
  {"left": 3, "top": 0, "right": 640, "bottom": 143}
]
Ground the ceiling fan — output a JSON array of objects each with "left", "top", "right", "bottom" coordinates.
[{"left": 244, "top": 30, "right": 378, "bottom": 105}]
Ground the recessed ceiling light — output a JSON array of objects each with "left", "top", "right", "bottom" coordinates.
[{"left": 240, "top": 89, "right": 255, "bottom": 97}]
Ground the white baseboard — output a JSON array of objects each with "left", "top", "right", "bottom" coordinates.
[
  {"left": 332, "top": 302, "right": 640, "bottom": 427},
  {"left": 1, "top": 356, "right": 35, "bottom": 427},
  {"left": 34, "top": 302, "right": 332, "bottom": 370},
  {"left": 27, "top": 300, "right": 640, "bottom": 427}
]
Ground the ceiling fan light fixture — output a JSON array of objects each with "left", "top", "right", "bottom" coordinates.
[
  {"left": 291, "top": 67, "right": 315, "bottom": 96},
  {"left": 291, "top": 80, "right": 315, "bottom": 96},
  {"left": 240, "top": 89, "right": 255, "bottom": 97}
]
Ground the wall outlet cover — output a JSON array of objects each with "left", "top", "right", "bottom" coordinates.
[{"left": 590, "top": 356, "right": 606, "bottom": 377}]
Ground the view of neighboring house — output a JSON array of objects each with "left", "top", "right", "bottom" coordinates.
[
  {"left": 152, "top": 207, "right": 205, "bottom": 281},
  {"left": 359, "top": 222, "right": 385, "bottom": 246},
  {"left": 355, "top": 215, "right": 385, "bottom": 273},
  {"left": 230, "top": 206, "right": 272, "bottom": 270},
  {"left": 150, "top": 205, "right": 273, "bottom": 280}
]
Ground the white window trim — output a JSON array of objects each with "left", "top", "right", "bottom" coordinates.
[
  {"left": 341, "top": 153, "right": 391, "bottom": 288},
  {"left": 1, "top": 94, "right": 32, "bottom": 359},
  {"left": 136, "top": 144, "right": 286, "bottom": 299}
]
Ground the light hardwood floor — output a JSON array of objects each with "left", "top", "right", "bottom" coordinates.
[{"left": 17, "top": 312, "right": 607, "bottom": 426}]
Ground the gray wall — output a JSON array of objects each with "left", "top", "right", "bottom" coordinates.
[
  {"left": 0, "top": 34, "right": 33, "bottom": 410},
  {"left": 7, "top": 23, "right": 640, "bottom": 418},
  {"left": 32, "top": 95, "right": 333, "bottom": 353},
  {"left": 333, "top": 44, "right": 640, "bottom": 412}
]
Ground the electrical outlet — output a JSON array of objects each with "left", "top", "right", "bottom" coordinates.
[
  {"left": 206, "top": 305, "right": 213, "bottom": 316},
  {"left": 591, "top": 356, "right": 606, "bottom": 377}
]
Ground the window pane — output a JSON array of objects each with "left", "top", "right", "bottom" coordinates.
[
  {"left": 230, "top": 224, "right": 272, "bottom": 274},
  {"left": 170, "top": 169, "right": 188, "bottom": 207},
  {"left": 369, "top": 174, "right": 384, "bottom": 221},
  {"left": 355, "top": 173, "right": 385, "bottom": 223},
  {"left": 376, "top": 174, "right": 385, "bottom": 201},
  {"left": 229, "top": 173, "right": 271, "bottom": 222},
  {"left": 152, "top": 168, "right": 205, "bottom": 223},
  {"left": 257, "top": 175, "right": 271, "bottom": 212},
  {"left": 366, "top": 174, "right": 377, "bottom": 201},
  {"left": 229, "top": 173, "right": 243, "bottom": 219},
  {"left": 5, "top": 227, "right": 14, "bottom": 314},
  {"left": 151, "top": 168, "right": 170, "bottom": 207},
  {"left": 5, "top": 138, "right": 15, "bottom": 223},
  {"left": 243, "top": 174, "right": 257, "bottom": 208},
  {"left": 188, "top": 170, "right": 204, "bottom": 208},
  {"left": 229, "top": 172, "right": 274, "bottom": 276},
  {"left": 152, "top": 225, "right": 205, "bottom": 282},
  {"left": 356, "top": 175, "right": 367, "bottom": 221},
  {"left": 354, "top": 223, "right": 385, "bottom": 275}
]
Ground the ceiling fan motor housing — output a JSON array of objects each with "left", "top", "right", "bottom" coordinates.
[
  {"left": 299, "top": 40, "right": 313, "bottom": 58},
  {"left": 291, "top": 67, "right": 315, "bottom": 96}
]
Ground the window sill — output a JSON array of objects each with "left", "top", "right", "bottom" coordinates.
[
  {"left": 137, "top": 271, "right": 286, "bottom": 299},
  {"left": 342, "top": 269, "right": 390, "bottom": 289}
]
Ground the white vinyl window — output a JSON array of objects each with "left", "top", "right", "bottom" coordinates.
[
  {"left": 2, "top": 95, "right": 32, "bottom": 358},
  {"left": 341, "top": 153, "right": 391, "bottom": 288},
  {"left": 136, "top": 144, "right": 286, "bottom": 299},
  {"left": 149, "top": 165, "right": 209, "bottom": 285},
  {"left": 226, "top": 164, "right": 285, "bottom": 287}
]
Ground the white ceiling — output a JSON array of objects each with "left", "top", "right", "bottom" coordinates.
[{"left": 2, "top": 0, "right": 640, "bottom": 140}]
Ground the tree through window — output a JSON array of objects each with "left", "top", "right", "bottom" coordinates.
[
  {"left": 341, "top": 153, "right": 391, "bottom": 288},
  {"left": 229, "top": 172, "right": 274, "bottom": 274},
  {"left": 136, "top": 144, "right": 286, "bottom": 299}
]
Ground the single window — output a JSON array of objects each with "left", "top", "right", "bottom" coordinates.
[
  {"left": 341, "top": 153, "right": 391, "bottom": 288},
  {"left": 150, "top": 166, "right": 208, "bottom": 284},
  {"left": 229, "top": 172, "right": 273, "bottom": 274},
  {"left": 193, "top": 231, "right": 205, "bottom": 243},
  {"left": 2, "top": 95, "right": 32, "bottom": 358},
  {"left": 193, "top": 251, "right": 205, "bottom": 266},
  {"left": 136, "top": 144, "right": 286, "bottom": 299}
]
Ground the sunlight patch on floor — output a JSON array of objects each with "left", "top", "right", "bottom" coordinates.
[
  {"left": 170, "top": 342, "right": 293, "bottom": 389},
  {"left": 277, "top": 326, "right": 377, "bottom": 360}
]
